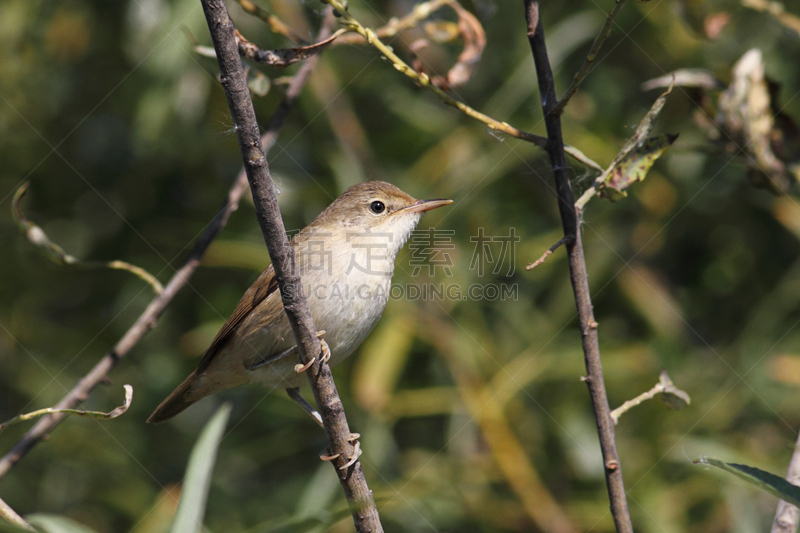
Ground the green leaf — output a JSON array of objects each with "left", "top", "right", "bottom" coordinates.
[
  {"left": 695, "top": 456, "right": 800, "bottom": 506},
  {"left": 169, "top": 404, "right": 232, "bottom": 533},
  {"left": 26, "top": 515, "right": 100, "bottom": 533},
  {"left": 599, "top": 134, "right": 678, "bottom": 200}
]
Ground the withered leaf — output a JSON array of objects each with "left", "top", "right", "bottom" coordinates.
[{"left": 600, "top": 134, "right": 678, "bottom": 200}]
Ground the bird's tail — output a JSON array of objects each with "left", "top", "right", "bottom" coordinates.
[{"left": 147, "top": 371, "right": 204, "bottom": 424}]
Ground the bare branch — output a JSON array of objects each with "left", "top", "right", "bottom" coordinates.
[
  {"left": 198, "top": 2, "right": 382, "bottom": 530},
  {"left": 525, "top": 236, "right": 570, "bottom": 270},
  {"left": 743, "top": 0, "right": 800, "bottom": 37},
  {"left": 523, "top": 2, "right": 633, "bottom": 531},
  {"left": 554, "top": 0, "right": 628, "bottom": 115},
  {"left": 235, "top": 29, "right": 343, "bottom": 67},
  {"left": 0, "top": 13, "right": 328, "bottom": 480},
  {"left": 610, "top": 370, "right": 690, "bottom": 425}
]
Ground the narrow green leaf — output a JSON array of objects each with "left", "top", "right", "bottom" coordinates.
[
  {"left": 695, "top": 456, "right": 800, "bottom": 506},
  {"left": 25, "top": 515, "right": 99, "bottom": 533},
  {"left": 169, "top": 404, "right": 232, "bottom": 533},
  {"left": 12, "top": 183, "right": 163, "bottom": 294},
  {"left": 0, "top": 385, "right": 133, "bottom": 431}
]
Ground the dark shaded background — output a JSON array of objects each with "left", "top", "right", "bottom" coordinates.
[{"left": 3, "top": 0, "right": 800, "bottom": 531}]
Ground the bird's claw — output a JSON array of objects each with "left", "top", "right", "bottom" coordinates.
[
  {"left": 319, "top": 338, "right": 331, "bottom": 364},
  {"left": 318, "top": 433, "right": 363, "bottom": 469},
  {"left": 294, "top": 357, "right": 315, "bottom": 373},
  {"left": 319, "top": 450, "right": 340, "bottom": 461},
  {"left": 339, "top": 440, "right": 362, "bottom": 470}
]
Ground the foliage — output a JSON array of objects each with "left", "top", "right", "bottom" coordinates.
[{"left": 2, "top": 0, "right": 800, "bottom": 531}]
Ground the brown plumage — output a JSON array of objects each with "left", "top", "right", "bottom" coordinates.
[{"left": 147, "top": 181, "right": 452, "bottom": 423}]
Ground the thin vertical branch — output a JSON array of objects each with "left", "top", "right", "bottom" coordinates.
[
  {"left": 771, "top": 429, "right": 800, "bottom": 533},
  {"left": 198, "top": 2, "right": 382, "bottom": 531},
  {"left": 522, "top": 2, "right": 634, "bottom": 532},
  {"left": 0, "top": 13, "right": 327, "bottom": 481}
]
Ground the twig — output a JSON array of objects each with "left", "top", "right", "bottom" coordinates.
[
  {"left": 574, "top": 83, "right": 674, "bottom": 210},
  {"left": 335, "top": 0, "right": 451, "bottom": 44},
  {"left": 235, "top": 0, "right": 308, "bottom": 43},
  {"left": 0, "top": 385, "right": 133, "bottom": 430},
  {"left": 198, "top": 2, "right": 382, "bottom": 531},
  {"left": 0, "top": 16, "right": 327, "bottom": 480},
  {"left": 553, "top": 0, "right": 628, "bottom": 115},
  {"left": 13, "top": 184, "right": 163, "bottom": 295},
  {"left": 523, "top": 3, "right": 633, "bottom": 532},
  {"left": 525, "top": 236, "right": 570, "bottom": 270},
  {"left": 743, "top": 0, "right": 800, "bottom": 37},
  {"left": 235, "top": 28, "right": 344, "bottom": 67},
  {"left": 771, "top": 430, "right": 800, "bottom": 533},
  {"left": 610, "top": 370, "right": 690, "bottom": 425},
  {"left": 321, "top": 0, "right": 602, "bottom": 171},
  {"left": 0, "top": 496, "right": 34, "bottom": 531}
]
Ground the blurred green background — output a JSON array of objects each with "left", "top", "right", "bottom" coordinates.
[{"left": 3, "top": 0, "right": 800, "bottom": 531}]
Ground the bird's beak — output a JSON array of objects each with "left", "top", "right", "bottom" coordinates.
[{"left": 400, "top": 198, "right": 453, "bottom": 214}]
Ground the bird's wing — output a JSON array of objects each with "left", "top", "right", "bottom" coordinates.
[{"left": 195, "top": 263, "right": 279, "bottom": 374}]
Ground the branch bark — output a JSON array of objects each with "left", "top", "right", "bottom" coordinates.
[
  {"left": 199, "top": 2, "right": 382, "bottom": 531},
  {"left": 771, "top": 429, "right": 800, "bottom": 533},
  {"left": 0, "top": 12, "right": 327, "bottom": 480},
  {"left": 523, "top": 3, "right": 633, "bottom": 532}
]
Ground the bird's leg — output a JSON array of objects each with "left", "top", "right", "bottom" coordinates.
[
  {"left": 285, "top": 387, "right": 323, "bottom": 427},
  {"left": 247, "top": 330, "right": 326, "bottom": 371}
]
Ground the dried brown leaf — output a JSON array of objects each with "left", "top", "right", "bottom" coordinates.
[{"left": 236, "top": 30, "right": 340, "bottom": 68}]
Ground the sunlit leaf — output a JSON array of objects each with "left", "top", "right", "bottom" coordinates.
[
  {"left": 599, "top": 134, "right": 678, "bottom": 200},
  {"left": 716, "top": 48, "right": 800, "bottom": 193},
  {"left": 576, "top": 82, "right": 677, "bottom": 207},
  {"left": 658, "top": 369, "right": 691, "bottom": 410},
  {"left": 169, "top": 404, "right": 231, "bottom": 533},
  {"left": 423, "top": 20, "right": 460, "bottom": 42},
  {"left": 695, "top": 457, "right": 800, "bottom": 506}
]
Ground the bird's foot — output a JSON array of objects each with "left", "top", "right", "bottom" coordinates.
[
  {"left": 294, "top": 357, "right": 315, "bottom": 373},
  {"left": 319, "top": 433, "right": 363, "bottom": 470},
  {"left": 339, "top": 435, "right": 363, "bottom": 470},
  {"left": 319, "top": 338, "right": 331, "bottom": 364}
]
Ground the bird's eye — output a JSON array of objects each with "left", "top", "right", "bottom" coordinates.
[{"left": 370, "top": 201, "right": 386, "bottom": 214}]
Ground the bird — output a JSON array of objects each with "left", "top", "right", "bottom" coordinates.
[{"left": 148, "top": 181, "right": 452, "bottom": 423}]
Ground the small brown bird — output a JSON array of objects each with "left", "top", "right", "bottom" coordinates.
[{"left": 148, "top": 181, "right": 452, "bottom": 423}]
